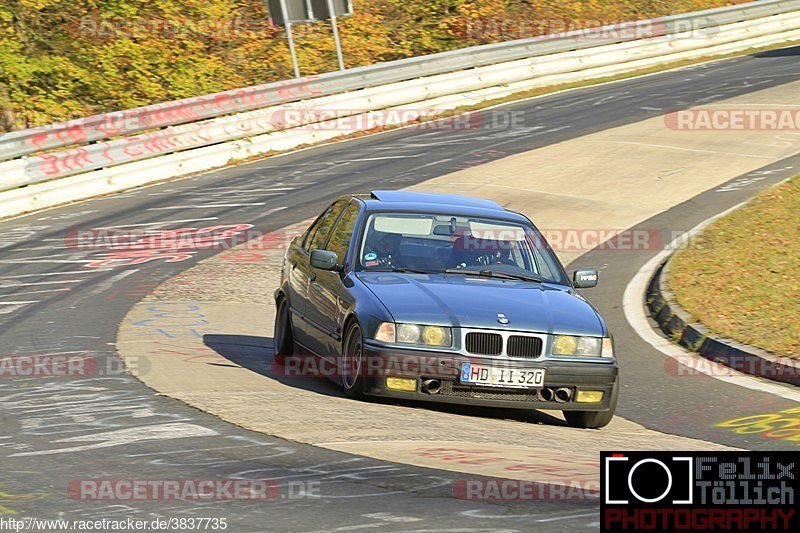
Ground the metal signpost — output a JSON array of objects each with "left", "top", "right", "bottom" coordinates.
[
  {"left": 277, "top": 0, "right": 301, "bottom": 78},
  {"left": 326, "top": 0, "right": 345, "bottom": 71},
  {"left": 267, "top": 0, "right": 353, "bottom": 77}
]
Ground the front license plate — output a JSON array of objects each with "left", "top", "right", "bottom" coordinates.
[{"left": 460, "top": 363, "right": 545, "bottom": 388}]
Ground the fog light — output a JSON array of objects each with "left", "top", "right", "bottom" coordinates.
[
  {"left": 576, "top": 390, "right": 604, "bottom": 403},
  {"left": 386, "top": 377, "right": 417, "bottom": 392}
]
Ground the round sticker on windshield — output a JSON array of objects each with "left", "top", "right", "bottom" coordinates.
[{"left": 364, "top": 253, "right": 377, "bottom": 261}]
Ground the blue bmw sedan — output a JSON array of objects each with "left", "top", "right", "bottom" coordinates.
[{"left": 274, "top": 190, "right": 618, "bottom": 428}]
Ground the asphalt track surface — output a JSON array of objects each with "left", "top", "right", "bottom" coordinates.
[{"left": 1, "top": 46, "right": 799, "bottom": 531}]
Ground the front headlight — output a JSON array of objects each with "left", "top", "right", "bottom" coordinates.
[
  {"left": 374, "top": 322, "right": 452, "bottom": 347},
  {"left": 397, "top": 324, "right": 421, "bottom": 343},
  {"left": 552, "top": 335, "right": 604, "bottom": 357}
]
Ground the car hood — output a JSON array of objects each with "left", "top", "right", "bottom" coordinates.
[{"left": 356, "top": 272, "right": 605, "bottom": 336}]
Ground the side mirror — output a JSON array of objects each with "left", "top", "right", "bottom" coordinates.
[
  {"left": 310, "top": 249, "right": 342, "bottom": 272},
  {"left": 572, "top": 269, "right": 598, "bottom": 288}
]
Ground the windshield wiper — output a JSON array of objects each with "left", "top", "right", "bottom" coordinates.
[
  {"left": 444, "top": 268, "right": 545, "bottom": 283},
  {"left": 368, "top": 267, "right": 438, "bottom": 275}
]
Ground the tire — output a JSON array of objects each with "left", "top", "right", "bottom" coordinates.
[
  {"left": 273, "top": 298, "right": 294, "bottom": 358},
  {"left": 564, "top": 378, "right": 619, "bottom": 429},
  {"left": 341, "top": 321, "right": 365, "bottom": 399}
]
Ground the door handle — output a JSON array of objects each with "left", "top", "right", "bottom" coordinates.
[{"left": 310, "top": 272, "right": 317, "bottom": 282}]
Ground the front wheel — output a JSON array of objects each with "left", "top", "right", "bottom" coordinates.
[
  {"left": 564, "top": 378, "right": 618, "bottom": 429},
  {"left": 273, "top": 298, "right": 294, "bottom": 358},
  {"left": 341, "top": 322, "right": 365, "bottom": 399}
]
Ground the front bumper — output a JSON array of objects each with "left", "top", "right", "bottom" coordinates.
[{"left": 360, "top": 343, "right": 618, "bottom": 411}]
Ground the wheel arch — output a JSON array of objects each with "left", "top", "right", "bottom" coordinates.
[
  {"left": 340, "top": 312, "right": 361, "bottom": 353},
  {"left": 274, "top": 288, "right": 287, "bottom": 304}
]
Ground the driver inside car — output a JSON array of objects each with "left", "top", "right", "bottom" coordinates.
[{"left": 449, "top": 235, "right": 516, "bottom": 269}]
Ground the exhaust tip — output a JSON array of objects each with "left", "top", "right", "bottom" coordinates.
[
  {"left": 538, "top": 387, "right": 554, "bottom": 402},
  {"left": 554, "top": 387, "right": 572, "bottom": 403},
  {"left": 421, "top": 379, "right": 441, "bottom": 395}
]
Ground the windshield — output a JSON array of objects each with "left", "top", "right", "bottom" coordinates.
[{"left": 357, "top": 212, "right": 568, "bottom": 284}]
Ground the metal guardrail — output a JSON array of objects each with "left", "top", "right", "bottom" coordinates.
[{"left": 1, "top": 0, "right": 798, "bottom": 163}]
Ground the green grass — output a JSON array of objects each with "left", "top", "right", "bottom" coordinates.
[{"left": 668, "top": 177, "right": 800, "bottom": 357}]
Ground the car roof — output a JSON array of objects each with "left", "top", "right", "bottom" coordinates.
[{"left": 355, "top": 190, "right": 529, "bottom": 223}]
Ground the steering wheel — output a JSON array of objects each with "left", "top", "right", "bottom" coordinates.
[{"left": 474, "top": 251, "right": 513, "bottom": 266}]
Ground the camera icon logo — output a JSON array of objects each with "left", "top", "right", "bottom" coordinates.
[{"left": 604, "top": 455, "right": 693, "bottom": 505}]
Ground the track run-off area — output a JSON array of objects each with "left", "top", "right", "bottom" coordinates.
[{"left": 1, "top": 46, "right": 800, "bottom": 531}]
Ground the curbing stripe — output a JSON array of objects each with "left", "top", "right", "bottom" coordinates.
[{"left": 646, "top": 255, "right": 800, "bottom": 386}]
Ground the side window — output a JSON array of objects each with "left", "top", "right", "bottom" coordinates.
[
  {"left": 304, "top": 200, "right": 347, "bottom": 250},
  {"left": 326, "top": 203, "right": 360, "bottom": 262}
]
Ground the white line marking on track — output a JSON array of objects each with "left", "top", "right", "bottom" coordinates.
[
  {"left": 147, "top": 203, "right": 267, "bottom": 210},
  {"left": 11, "top": 246, "right": 73, "bottom": 252},
  {"left": 10, "top": 422, "right": 219, "bottom": 456},
  {"left": 362, "top": 513, "right": 422, "bottom": 523},
  {"left": 0, "top": 260, "right": 94, "bottom": 264},
  {"left": 461, "top": 509, "right": 596, "bottom": 521},
  {"left": 414, "top": 158, "right": 453, "bottom": 170},
  {"left": 124, "top": 444, "right": 265, "bottom": 457},
  {"left": 84, "top": 269, "right": 140, "bottom": 297},
  {"left": 2, "top": 253, "right": 80, "bottom": 260},
  {"left": 623, "top": 192, "right": 800, "bottom": 403},
  {"left": 0, "top": 304, "right": 33, "bottom": 314},
  {"left": 0, "top": 270, "right": 111, "bottom": 279},
  {"left": 93, "top": 218, "right": 220, "bottom": 229},
  {"left": 0, "top": 288, "right": 71, "bottom": 296},
  {"left": 345, "top": 156, "right": 419, "bottom": 162},
  {"left": 201, "top": 187, "right": 296, "bottom": 192},
  {"left": 0, "top": 280, "right": 82, "bottom": 288},
  {"left": 34, "top": 350, "right": 94, "bottom": 354}
]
